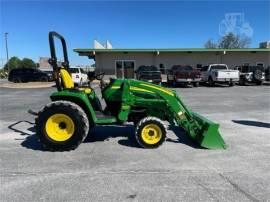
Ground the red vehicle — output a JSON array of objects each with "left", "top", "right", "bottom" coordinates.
[{"left": 167, "top": 65, "right": 201, "bottom": 87}]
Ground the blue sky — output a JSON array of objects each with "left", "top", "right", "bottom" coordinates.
[{"left": 1, "top": 0, "right": 270, "bottom": 65}]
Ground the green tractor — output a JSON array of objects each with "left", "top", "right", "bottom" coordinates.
[{"left": 34, "top": 32, "right": 227, "bottom": 151}]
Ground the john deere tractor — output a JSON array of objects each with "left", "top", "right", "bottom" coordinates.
[{"left": 34, "top": 32, "right": 227, "bottom": 151}]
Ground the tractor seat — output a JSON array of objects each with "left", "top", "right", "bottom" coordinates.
[{"left": 60, "top": 68, "right": 92, "bottom": 94}]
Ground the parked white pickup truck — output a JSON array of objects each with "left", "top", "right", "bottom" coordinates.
[
  {"left": 70, "top": 67, "right": 88, "bottom": 86},
  {"left": 201, "top": 64, "right": 239, "bottom": 86}
]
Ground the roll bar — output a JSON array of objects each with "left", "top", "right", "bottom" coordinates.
[
  {"left": 48, "top": 31, "right": 70, "bottom": 70},
  {"left": 48, "top": 31, "right": 70, "bottom": 91}
]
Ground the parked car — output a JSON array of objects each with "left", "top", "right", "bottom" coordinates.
[
  {"left": 135, "top": 65, "right": 162, "bottom": 84},
  {"left": 69, "top": 67, "right": 88, "bottom": 86},
  {"left": 233, "top": 65, "right": 265, "bottom": 85},
  {"left": 41, "top": 70, "right": 54, "bottom": 81},
  {"left": 201, "top": 64, "right": 239, "bottom": 86},
  {"left": 8, "top": 68, "right": 52, "bottom": 83},
  {"left": 167, "top": 65, "right": 201, "bottom": 87}
]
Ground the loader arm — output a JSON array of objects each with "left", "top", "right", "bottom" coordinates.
[{"left": 125, "top": 81, "right": 227, "bottom": 149}]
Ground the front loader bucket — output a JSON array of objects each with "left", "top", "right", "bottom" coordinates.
[{"left": 192, "top": 112, "right": 227, "bottom": 149}]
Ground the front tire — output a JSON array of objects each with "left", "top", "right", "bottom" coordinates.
[
  {"left": 36, "top": 101, "right": 89, "bottom": 151},
  {"left": 229, "top": 81, "right": 235, "bottom": 87},
  {"left": 135, "top": 117, "right": 166, "bottom": 149},
  {"left": 208, "top": 77, "right": 214, "bottom": 87}
]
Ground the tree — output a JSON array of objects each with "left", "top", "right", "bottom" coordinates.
[
  {"left": 20, "top": 58, "right": 36, "bottom": 68},
  {"left": 204, "top": 32, "right": 251, "bottom": 49},
  {"left": 204, "top": 39, "right": 218, "bottom": 48},
  {"left": 3, "top": 57, "right": 37, "bottom": 71},
  {"left": 218, "top": 33, "right": 251, "bottom": 48},
  {"left": 4, "top": 57, "right": 21, "bottom": 71}
]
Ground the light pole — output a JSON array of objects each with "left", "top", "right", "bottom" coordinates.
[{"left": 5, "top": 32, "right": 9, "bottom": 72}]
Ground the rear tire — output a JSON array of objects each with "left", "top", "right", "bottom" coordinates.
[
  {"left": 172, "top": 78, "right": 178, "bottom": 87},
  {"left": 208, "top": 77, "right": 214, "bottom": 87},
  {"left": 36, "top": 101, "right": 89, "bottom": 151},
  {"left": 239, "top": 79, "right": 246, "bottom": 86},
  {"left": 253, "top": 69, "right": 263, "bottom": 81},
  {"left": 40, "top": 77, "right": 48, "bottom": 82},
  {"left": 12, "top": 77, "right": 21, "bottom": 83},
  {"left": 167, "top": 77, "right": 172, "bottom": 86},
  {"left": 193, "top": 82, "right": 199, "bottom": 87},
  {"left": 256, "top": 80, "right": 262, "bottom": 85},
  {"left": 135, "top": 117, "right": 166, "bottom": 149}
]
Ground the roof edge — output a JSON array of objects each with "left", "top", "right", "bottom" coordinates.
[{"left": 74, "top": 48, "right": 270, "bottom": 53}]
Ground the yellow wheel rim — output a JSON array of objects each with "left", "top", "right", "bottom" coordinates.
[
  {"left": 141, "top": 124, "right": 162, "bottom": 145},
  {"left": 45, "top": 113, "right": 75, "bottom": 142}
]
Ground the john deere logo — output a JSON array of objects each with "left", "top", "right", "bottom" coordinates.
[{"left": 219, "top": 13, "right": 253, "bottom": 37}]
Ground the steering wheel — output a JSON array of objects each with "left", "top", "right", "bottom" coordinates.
[
  {"left": 95, "top": 72, "right": 105, "bottom": 80},
  {"left": 95, "top": 72, "right": 106, "bottom": 89}
]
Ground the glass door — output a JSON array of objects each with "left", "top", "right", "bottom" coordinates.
[
  {"left": 124, "top": 61, "right": 135, "bottom": 78},
  {"left": 116, "top": 61, "right": 123, "bottom": 78},
  {"left": 115, "top": 60, "right": 135, "bottom": 78}
]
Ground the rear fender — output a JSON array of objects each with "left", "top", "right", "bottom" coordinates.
[{"left": 50, "top": 90, "right": 97, "bottom": 125}]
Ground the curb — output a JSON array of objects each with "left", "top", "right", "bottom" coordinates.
[{"left": 0, "top": 82, "right": 55, "bottom": 89}]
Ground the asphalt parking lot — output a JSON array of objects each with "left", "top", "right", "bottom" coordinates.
[{"left": 0, "top": 84, "right": 270, "bottom": 202}]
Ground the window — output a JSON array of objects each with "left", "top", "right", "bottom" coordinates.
[
  {"left": 197, "top": 64, "right": 202, "bottom": 69},
  {"left": 137, "top": 65, "right": 158, "bottom": 72},
  {"left": 256, "top": 62, "right": 264, "bottom": 67},
  {"left": 33, "top": 69, "right": 42, "bottom": 73},
  {"left": 201, "top": 66, "right": 209, "bottom": 71},
  {"left": 242, "top": 66, "right": 249, "bottom": 73},
  {"left": 115, "top": 60, "right": 135, "bottom": 78},
  {"left": 159, "top": 64, "right": 166, "bottom": 74},
  {"left": 80, "top": 68, "right": 86, "bottom": 73},
  {"left": 182, "top": 66, "right": 193, "bottom": 71},
  {"left": 116, "top": 61, "right": 123, "bottom": 78},
  {"left": 210, "top": 65, "right": 227, "bottom": 70},
  {"left": 70, "top": 68, "right": 79, "bottom": 73}
]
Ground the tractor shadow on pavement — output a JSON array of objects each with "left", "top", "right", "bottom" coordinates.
[
  {"left": 8, "top": 120, "right": 44, "bottom": 151},
  {"left": 232, "top": 120, "right": 270, "bottom": 128},
  {"left": 8, "top": 120, "right": 36, "bottom": 136},
  {"left": 168, "top": 126, "right": 203, "bottom": 149},
  {"left": 8, "top": 121, "right": 203, "bottom": 150},
  {"left": 85, "top": 125, "right": 203, "bottom": 149},
  {"left": 85, "top": 124, "right": 140, "bottom": 148}
]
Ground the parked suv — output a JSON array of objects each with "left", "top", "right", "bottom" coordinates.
[
  {"left": 167, "top": 65, "right": 201, "bottom": 87},
  {"left": 135, "top": 65, "right": 162, "bottom": 84},
  {"left": 201, "top": 64, "right": 239, "bottom": 86},
  {"left": 8, "top": 68, "right": 52, "bottom": 83},
  {"left": 233, "top": 65, "right": 265, "bottom": 85},
  {"left": 69, "top": 67, "right": 88, "bottom": 86}
]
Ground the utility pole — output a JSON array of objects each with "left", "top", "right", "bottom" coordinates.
[{"left": 5, "top": 32, "right": 9, "bottom": 72}]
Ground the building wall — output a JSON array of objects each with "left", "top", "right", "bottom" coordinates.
[
  {"left": 95, "top": 51, "right": 270, "bottom": 75},
  {"left": 39, "top": 57, "right": 52, "bottom": 70},
  {"left": 222, "top": 52, "right": 270, "bottom": 67},
  {"left": 95, "top": 52, "right": 155, "bottom": 74}
]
